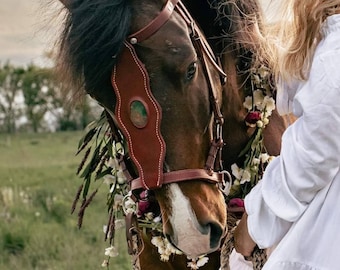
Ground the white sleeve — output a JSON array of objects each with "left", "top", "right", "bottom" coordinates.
[{"left": 245, "top": 48, "right": 340, "bottom": 248}]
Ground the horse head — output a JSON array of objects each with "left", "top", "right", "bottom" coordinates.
[{"left": 57, "top": 0, "right": 227, "bottom": 258}]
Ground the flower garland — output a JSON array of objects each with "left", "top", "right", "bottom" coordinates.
[
  {"left": 72, "top": 61, "right": 275, "bottom": 270},
  {"left": 227, "top": 63, "right": 276, "bottom": 200}
]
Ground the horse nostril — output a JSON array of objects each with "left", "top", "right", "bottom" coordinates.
[{"left": 208, "top": 222, "right": 223, "bottom": 249}]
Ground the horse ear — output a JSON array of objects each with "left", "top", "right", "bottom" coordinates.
[{"left": 59, "top": 0, "right": 71, "bottom": 9}]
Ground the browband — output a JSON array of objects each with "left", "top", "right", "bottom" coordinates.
[{"left": 128, "top": 0, "right": 180, "bottom": 44}]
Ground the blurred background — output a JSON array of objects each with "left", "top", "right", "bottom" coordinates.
[
  {"left": 0, "top": 0, "right": 51, "bottom": 67},
  {"left": 0, "top": 1, "right": 129, "bottom": 269}
]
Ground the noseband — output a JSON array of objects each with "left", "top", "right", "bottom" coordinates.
[{"left": 110, "top": 0, "right": 227, "bottom": 192}]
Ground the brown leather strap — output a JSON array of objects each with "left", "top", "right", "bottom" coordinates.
[
  {"left": 130, "top": 169, "right": 224, "bottom": 190},
  {"left": 125, "top": 212, "right": 144, "bottom": 255},
  {"left": 128, "top": 0, "right": 180, "bottom": 44},
  {"left": 176, "top": 1, "right": 226, "bottom": 78},
  {"left": 112, "top": 42, "right": 166, "bottom": 190},
  {"left": 176, "top": 2, "right": 226, "bottom": 172}
]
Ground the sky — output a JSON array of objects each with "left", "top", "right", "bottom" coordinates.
[
  {"left": 0, "top": 0, "right": 62, "bottom": 67},
  {"left": 0, "top": 0, "right": 274, "bottom": 67}
]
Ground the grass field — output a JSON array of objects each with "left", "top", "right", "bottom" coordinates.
[{"left": 0, "top": 132, "right": 130, "bottom": 270}]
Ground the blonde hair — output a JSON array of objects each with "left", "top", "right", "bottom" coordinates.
[{"left": 264, "top": 0, "right": 340, "bottom": 82}]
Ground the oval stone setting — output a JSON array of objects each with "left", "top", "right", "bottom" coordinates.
[{"left": 130, "top": 100, "right": 148, "bottom": 128}]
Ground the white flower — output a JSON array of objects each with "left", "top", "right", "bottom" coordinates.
[
  {"left": 262, "top": 96, "right": 275, "bottom": 115},
  {"left": 107, "top": 158, "right": 119, "bottom": 169},
  {"left": 240, "top": 169, "right": 251, "bottom": 184},
  {"left": 232, "top": 165, "right": 251, "bottom": 184},
  {"left": 101, "top": 259, "right": 109, "bottom": 267},
  {"left": 103, "top": 174, "right": 115, "bottom": 186},
  {"left": 151, "top": 236, "right": 163, "bottom": 248},
  {"left": 253, "top": 90, "right": 265, "bottom": 107},
  {"left": 252, "top": 158, "right": 260, "bottom": 165},
  {"left": 188, "top": 261, "right": 199, "bottom": 270},
  {"left": 160, "top": 254, "right": 170, "bottom": 261},
  {"left": 104, "top": 246, "right": 119, "bottom": 257},
  {"left": 122, "top": 193, "right": 135, "bottom": 211},
  {"left": 262, "top": 117, "right": 269, "bottom": 126},
  {"left": 268, "top": 155, "right": 275, "bottom": 162},
  {"left": 231, "top": 163, "right": 241, "bottom": 179},
  {"left": 157, "top": 246, "right": 166, "bottom": 255},
  {"left": 151, "top": 236, "right": 182, "bottom": 260},
  {"left": 153, "top": 216, "right": 162, "bottom": 223},
  {"left": 252, "top": 74, "right": 261, "bottom": 84},
  {"left": 243, "top": 96, "right": 253, "bottom": 111},
  {"left": 197, "top": 256, "right": 209, "bottom": 267},
  {"left": 187, "top": 256, "right": 209, "bottom": 269},
  {"left": 259, "top": 153, "right": 270, "bottom": 163},
  {"left": 109, "top": 184, "right": 115, "bottom": 194},
  {"left": 164, "top": 238, "right": 179, "bottom": 254},
  {"left": 258, "top": 65, "right": 269, "bottom": 78},
  {"left": 114, "top": 142, "right": 124, "bottom": 154},
  {"left": 116, "top": 170, "right": 126, "bottom": 184},
  {"left": 175, "top": 249, "right": 183, "bottom": 255},
  {"left": 256, "top": 120, "right": 264, "bottom": 128},
  {"left": 145, "top": 212, "right": 154, "bottom": 221}
]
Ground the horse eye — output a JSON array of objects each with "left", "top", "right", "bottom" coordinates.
[{"left": 185, "top": 62, "right": 197, "bottom": 81}]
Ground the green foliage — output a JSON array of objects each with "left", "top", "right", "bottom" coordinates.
[
  {"left": 21, "top": 64, "right": 55, "bottom": 133},
  {"left": 0, "top": 62, "right": 99, "bottom": 134},
  {"left": 0, "top": 62, "right": 25, "bottom": 133},
  {"left": 2, "top": 230, "right": 27, "bottom": 255},
  {"left": 0, "top": 131, "right": 130, "bottom": 269}
]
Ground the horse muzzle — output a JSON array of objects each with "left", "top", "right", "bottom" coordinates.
[{"left": 163, "top": 183, "right": 226, "bottom": 258}]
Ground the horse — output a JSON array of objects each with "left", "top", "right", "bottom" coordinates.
[{"left": 54, "top": 0, "right": 287, "bottom": 269}]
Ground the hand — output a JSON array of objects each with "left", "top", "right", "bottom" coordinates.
[{"left": 233, "top": 212, "right": 257, "bottom": 257}]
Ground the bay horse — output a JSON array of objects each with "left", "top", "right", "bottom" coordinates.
[{"left": 54, "top": 0, "right": 287, "bottom": 269}]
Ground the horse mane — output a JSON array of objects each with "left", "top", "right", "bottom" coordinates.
[
  {"left": 214, "top": 0, "right": 269, "bottom": 91},
  {"left": 55, "top": 0, "right": 131, "bottom": 100},
  {"left": 214, "top": 0, "right": 265, "bottom": 53},
  {"left": 183, "top": 0, "right": 268, "bottom": 81}
]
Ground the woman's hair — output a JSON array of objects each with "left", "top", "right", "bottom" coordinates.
[{"left": 264, "top": 0, "right": 340, "bottom": 82}]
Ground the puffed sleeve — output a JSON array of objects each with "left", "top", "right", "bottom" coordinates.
[{"left": 245, "top": 48, "right": 340, "bottom": 248}]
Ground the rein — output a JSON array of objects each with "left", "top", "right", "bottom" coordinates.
[{"left": 110, "top": 0, "right": 227, "bottom": 192}]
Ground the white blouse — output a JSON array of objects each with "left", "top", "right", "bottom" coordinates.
[{"left": 244, "top": 14, "right": 340, "bottom": 270}]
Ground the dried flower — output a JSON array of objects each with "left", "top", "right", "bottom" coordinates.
[
  {"left": 101, "top": 259, "right": 109, "bottom": 267},
  {"left": 104, "top": 246, "right": 119, "bottom": 257},
  {"left": 116, "top": 170, "right": 126, "bottom": 184},
  {"left": 229, "top": 61, "right": 276, "bottom": 199},
  {"left": 243, "top": 96, "right": 253, "bottom": 110},
  {"left": 253, "top": 90, "right": 265, "bottom": 106},
  {"left": 151, "top": 236, "right": 182, "bottom": 262},
  {"left": 103, "top": 174, "right": 115, "bottom": 186},
  {"left": 187, "top": 256, "right": 209, "bottom": 270},
  {"left": 245, "top": 111, "right": 262, "bottom": 127}
]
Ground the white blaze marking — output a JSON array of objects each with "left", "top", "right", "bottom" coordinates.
[{"left": 168, "top": 184, "right": 211, "bottom": 257}]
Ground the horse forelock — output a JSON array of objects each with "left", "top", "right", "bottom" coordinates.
[
  {"left": 214, "top": 0, "right": 264, "bottom": 53},
  {"left": 55, "top": 0, "right": 131, "bottom": 101}
]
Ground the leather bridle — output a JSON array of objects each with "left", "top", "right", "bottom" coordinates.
[{"left": 110, "top": 0, "right": 227, "bottom": 192}]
